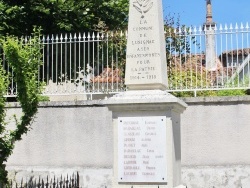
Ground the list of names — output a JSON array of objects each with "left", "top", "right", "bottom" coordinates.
[{"left": 118, "top": 116, "right": 167, "bottom": 183}]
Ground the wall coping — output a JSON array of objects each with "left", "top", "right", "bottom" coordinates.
[
  {"left": 6, "top": 100, "right": 104, "bottom": 108},
  {"left": 181, "top": 95, "right": 250, "bottom": 104},
  {"left": 5, "top": 95, "right": 250, "bottom": 108}
]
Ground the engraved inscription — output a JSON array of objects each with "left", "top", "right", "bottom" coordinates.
[
  {"left": 125, "top": 0, "right": 168, "bottom": 89},
  {"left": 118, "top": 116, "right": 167, "bottom": 183},
  {"left": 126, "top": 15, "right": 159, "bottom": 82},
  {"left": 126, "top": 0, "right": 162, "bottom": 83}
]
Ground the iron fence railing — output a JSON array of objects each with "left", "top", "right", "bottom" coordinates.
[
  {"left": 40, "top": 31, "right": 126, "bottom": 96},
  {"left": 166, "top": 23, "right": 250, "bottom": 95},
  {"left": 1, "top": 23, "right": 250, "bottom": 98},
  {"left": 0, "top": 173, "right": 79, "bottom": 188}
]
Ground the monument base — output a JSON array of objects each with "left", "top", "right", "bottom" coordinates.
[
  {"left": 126, "top": 83, "right": 167, "bottom": 91},
  {"left": 104, "top": 90, "right": 187, "bottom": 188}
]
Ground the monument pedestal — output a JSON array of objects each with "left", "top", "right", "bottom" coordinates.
[{"left": 104, "top": 90, "right": 187, "bottom": 188}]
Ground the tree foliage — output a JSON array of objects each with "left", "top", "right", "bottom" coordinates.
[
  {"left": 0, "top": 0, "right": 129, "bottom": 36},
  {"left": 0, "top": 28, "right": 43, "bottom": 184},
  {"left": 0, "top": 65, "right": 8, "bottom": 185}
]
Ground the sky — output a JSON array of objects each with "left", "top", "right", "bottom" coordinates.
[{"left": 162, "top": 0, "right": 250, "bottom": 27}]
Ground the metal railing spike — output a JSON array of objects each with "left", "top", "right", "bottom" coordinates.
[
  {"left": 235, "top": 23, "right": 239, "bottom": 30},
  {"left": 59, "top": 34, "right": 63, "bottom": 41},
  {"left": 229, "top": 23, "right": 233, "bottom": 30},
  {"left": 240, "top": 22, "right": 244, "bottom": 30},
  {"left": 246, "top": 22, "right": 250, "bottom": 29},
  {"left": 214, "top": 24, "right": 217, "bottom": 31},
  {"left": 198, "top": 26, "right": 202, "bottom": 32},
  {"left": 219, "top": 24, "right": 223, "bottom": 31},
  {"left": 193, "top": 26, "right": 197, "bottom": 33}
]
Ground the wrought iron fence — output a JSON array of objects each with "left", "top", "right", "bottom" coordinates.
[
  {"left": 40, "top": 31, "right": 127, "bottom": 96},
  {"left": 1, "top": 23, "right": 250, "bottom": 98},
  {"left": 0, "top": 173, "right": 79, "bottom": 188},
  {"left": 166, "top": 23, "right": 250, "bottom": 96}
]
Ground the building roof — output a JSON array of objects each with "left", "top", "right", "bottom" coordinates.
[
  {"left": 221, "top": 48, "right": 250, "bottom": 56},
  {"left": 91, "top": 68, "right": 123, "bottom": 83}
]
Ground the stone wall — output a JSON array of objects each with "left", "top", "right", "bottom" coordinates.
[
  {"left": 181, "top": 96, "right": 250, "bottom": 187},
  {"left": 5, "top": 96, "right": 250, "bottom": 187}
]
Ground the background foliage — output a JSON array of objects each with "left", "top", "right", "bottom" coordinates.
[{"left": 0, "top": 0, "right": 129, "bottom": 36}]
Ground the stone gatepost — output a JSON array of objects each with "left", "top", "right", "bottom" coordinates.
[{"left": 104, "top": 0, "right": 187, "bottom": 187}]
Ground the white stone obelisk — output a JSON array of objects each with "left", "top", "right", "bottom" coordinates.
[{"left": 125, "top": 0, "right": 168, "bottom": 90}]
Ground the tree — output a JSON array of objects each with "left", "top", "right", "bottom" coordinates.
[
  {"left": 0, "top": 28, "right": 43, "bottom": 184},
  {"left": 0, "top": 0, "right": 129, "bottom": 36}
]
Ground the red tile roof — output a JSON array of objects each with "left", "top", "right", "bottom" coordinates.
[{"left": 91, "top": 68, "right": 123, "bottom": 83}]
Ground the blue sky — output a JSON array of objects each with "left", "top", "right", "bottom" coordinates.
[{"left": 162, "top": 0, "right": 250, "bottom": 27}]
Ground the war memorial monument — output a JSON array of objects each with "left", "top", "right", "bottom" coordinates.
[{"left": 105, "top": 0, "right": 187, "bottom": 187}]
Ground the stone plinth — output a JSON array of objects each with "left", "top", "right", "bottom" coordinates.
[
  {"left": 125, "top": 0, "right": 168, "bottom": 90},
  {"left": 104, "top": 90, "right": 187, "bottom": 188}
]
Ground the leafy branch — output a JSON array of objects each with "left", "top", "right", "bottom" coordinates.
[{"left": 0, "top": 28, "right": 43, "bottom": 184}]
